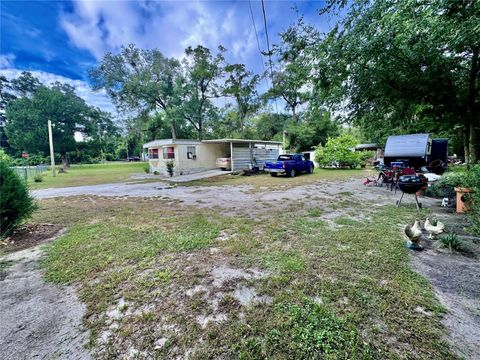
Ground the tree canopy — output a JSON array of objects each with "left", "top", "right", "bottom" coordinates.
[
  {"left": 2, "top": 72, "right": 119, "bottom": 165},
  {"left": 314, "top": 0, "right": 480, "bottom": 162}
]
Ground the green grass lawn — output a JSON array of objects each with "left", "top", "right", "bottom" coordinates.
[
  {"left": 29, "top": 162, "right": 147, "bottom": 189},
  {"left": 33, "top": 180, "right": 457, "bottom": 358}
]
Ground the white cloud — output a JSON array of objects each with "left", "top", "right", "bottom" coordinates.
[
  {"left": 59, "top": 0, "right": 258, "bottom": 66},
  {"left": 0, "top": 68, "right": 116, "bottom": 114},
  {"left": 0, "top": 53, "right": 16, "bottom": 69}
]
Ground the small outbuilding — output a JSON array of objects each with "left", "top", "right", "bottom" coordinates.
[{"left": 143, "top": 138, "right": 282, "bottom": 176}]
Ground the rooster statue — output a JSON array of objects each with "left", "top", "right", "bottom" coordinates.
[
  {"left": 404, "top": 220, "right": 423, "bottom": 250},
  {"left": 424, "top": 218, "right": 445, "bottom": 239}
]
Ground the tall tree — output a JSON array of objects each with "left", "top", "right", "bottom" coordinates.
[
  {"left": 90, "top": 44, "right": 183, "bottom": 139},
  {"left": 4, "top": 76, "right": 92, "bottom": 166},
  {"left": 266, "top": 18, "right": 320, "bottom": 122},
  {"left": 179, "top": 45, "right": 225, "bottom": 140},
  {"left": 0, "top": 76, "right": 16, "bottom": 150},
  {"left": 316, "top": 0, "right": 480, "bottom": 163},
  {"left": 223, "top": 64, "right": 260, "bottom": 132},
  {"left": 86, "top": 108, "right": 119, "bottom": 162}
]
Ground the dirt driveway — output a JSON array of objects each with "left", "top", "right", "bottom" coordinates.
[{"left": 0, "top": 232, "right": 91, "bottom": 360}]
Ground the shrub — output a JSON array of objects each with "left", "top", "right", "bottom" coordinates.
[
  {"left": 153, "top": 170, "right": 159, "bottom": 175},
  {"left": 144, "top": 165, "right": 150, "bottom": 174},
  {"left": 166, "top": 160, "right": 175, "bottom": 177},
  {"left": 430, "top": 164, "right": 480, "bottom": 235},
  {"left": 0, "top": 160, "right": 37, "bottom": 237},
  {"left": 359, "top": 151, "right": 375, "bottom": 166},
  {"left": 315, "top": 134, "right": 362, "bottom": 169},
  {"left": 439, "top": 233, "right": 461, "bottom": 252},
  {"left": 33, "top": 174, "right": 43, "bottom": 182},
  {"left": 0, "top": 149, "right": 11, "bottom": 163}
]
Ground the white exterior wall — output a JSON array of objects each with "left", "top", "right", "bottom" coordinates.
[
  {"left": 176, "top": 143, "right": 225, "bottom": 175},
  {"left": 148, "top": 143, "right": 225, "bottom": 176},
  {"left": 148, "top": 146, "right": 180, "bottom": 176}
]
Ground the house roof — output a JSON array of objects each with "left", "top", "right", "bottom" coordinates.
[
  {"left": 202, "top": 138, "right": 282, "bottom": 145},
  {"left": 143, "top": 139, "right": 202, "bottom": 148},
  {"left": 355, "top": 143, "right": 379, "bottom": 150},
  {"left": 144, "top": 138, "right": 282, "bottom": 148}
]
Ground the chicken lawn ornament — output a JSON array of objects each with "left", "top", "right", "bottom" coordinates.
[{"left": 404, "top": 220, "right": 423, "bottom": 250}]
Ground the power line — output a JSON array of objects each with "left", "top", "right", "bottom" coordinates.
[
  {"left": 261, "top": 0, "right": 274, "bottom": 81},
  {"left": 260, "top": 0, "right": 279, "bottom": 114},
  {"left": 248, "top": 1, "right": 266, "bottom": 74}
]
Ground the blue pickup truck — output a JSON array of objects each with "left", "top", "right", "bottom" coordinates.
[{"left": 264, "top": 154, "right": 314, "bottom": 177}]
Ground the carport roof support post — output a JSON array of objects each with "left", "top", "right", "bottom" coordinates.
[{"left": 230, "top": 141, "right": 234, "bottom": 171}]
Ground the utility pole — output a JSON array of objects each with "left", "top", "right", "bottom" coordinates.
[
  {"left": 282, "top": 130, "right": 287, "bottom": 153},
  {"left": 48, "top": 120, "right": 56, "bottom": 177}
]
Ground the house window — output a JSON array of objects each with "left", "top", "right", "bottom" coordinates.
[
  {"left": 150, "top": 148, "right": 158, "bottom": 159},
  {"left": 187, "top": 146, "right": 196, "bottom": 159},
  {"left": 163, "top": 146, "right": 175, "bottom": 159}
]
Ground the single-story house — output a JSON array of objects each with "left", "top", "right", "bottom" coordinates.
[{"left": 143, "top": 138, "right": 282, "bottom": 176}]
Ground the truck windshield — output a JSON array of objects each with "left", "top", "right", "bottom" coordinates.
[{"left": 278, "top": 155, "right": 293, "bottom": 161}]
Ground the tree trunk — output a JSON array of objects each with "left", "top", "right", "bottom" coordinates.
[
  {"left": 469, "top": 120, "right": 479, "bottom": 164},
  {"left": 61, "top": 153, "right": 69, "bottom": 168},
  {"left": 170, "top": 122, "right": 177, "bottom": 140},
  {"left": 292, "top": 106, "right": 297, "bottom": 122},
  {"left": 198, "top": 120, "right": 203, "bottom": 141},
  {"left": 464, "top": 123, "right": 470, "bottom": 164},
  {"left": 466, "top": 46, "right": 479, "bottom": 164}
]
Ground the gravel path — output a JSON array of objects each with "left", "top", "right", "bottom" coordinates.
[{"left": 0, "top": 239, "right": 91, "bottom": 360}]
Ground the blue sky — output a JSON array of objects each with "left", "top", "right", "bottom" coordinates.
[{"left": 1, "top": 0, "right": 333, "bottom": 113}]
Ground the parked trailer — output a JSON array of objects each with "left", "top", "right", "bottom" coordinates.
[{"left": 384, "top": 133, "right": 448, "bottom": 170}]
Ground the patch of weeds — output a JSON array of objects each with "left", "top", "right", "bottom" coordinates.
[
  {"left": 334, "top": 217, "right": 363, "bottom": 226},
  {"left": 307, "top": 207, "right": 323, "bottom": 217},
  {"left": 261, "top": 251, "right": 305, "bottom": 273},
  {"left": 0, "top": 259, "right": 13, "bottom": 280},
  {"left": 263, "top": 299, "right": 376, "bottom": 358},
  {"left": 439, "top": 233, "right": 461, "bottom": 253}
]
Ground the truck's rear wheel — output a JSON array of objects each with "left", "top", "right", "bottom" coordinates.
[
  {"left": 270, "top": 173, "right": 277, "bottom": 177},
  {"left": 308, "top": 165, "right": 314, "bottom": 174},
  {"left": 289, "top": 168, "right": 296, "bottom": 177}
]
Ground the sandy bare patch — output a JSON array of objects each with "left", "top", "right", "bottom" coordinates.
[{"left": 0, "top": 239, "right": 91, "bottom": 360}]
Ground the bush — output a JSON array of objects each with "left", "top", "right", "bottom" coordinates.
[
  {"left": 33, "top": 174, "right": 43, "bottom": 182},
  {"left": 439, "top": 233, "right": 460, "bottom": 252},
  {"left": 429, "top": 164, "right": 480, "bottom": 235},
  {"left": 315, "top": 134, "right": 362, "bottom": 169},
  {"left": 166, "top": 160, "right": 175, "bottom": 177},
  {"left": 0, "top": 160, "right": 37, "bottom": 237},
  {"left": 144, "top": 165, "right": 150, "bottom": 174},
  {"left": 0, "top": 149, "right": 11, "bottom": 163},
  {"left": 10, "top": 154, "right": 49, "bottom": 166},
  {"left": 359, "top": 151, "right": 375, "bottom": 166}
]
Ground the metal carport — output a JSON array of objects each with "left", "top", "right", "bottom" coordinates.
[{"left": 202, "top": 139, "right": 283, "bottom": 172}]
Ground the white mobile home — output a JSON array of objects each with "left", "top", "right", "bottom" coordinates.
[{"left": 143, "top": 138, "right": 282, "bottom": 176}]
